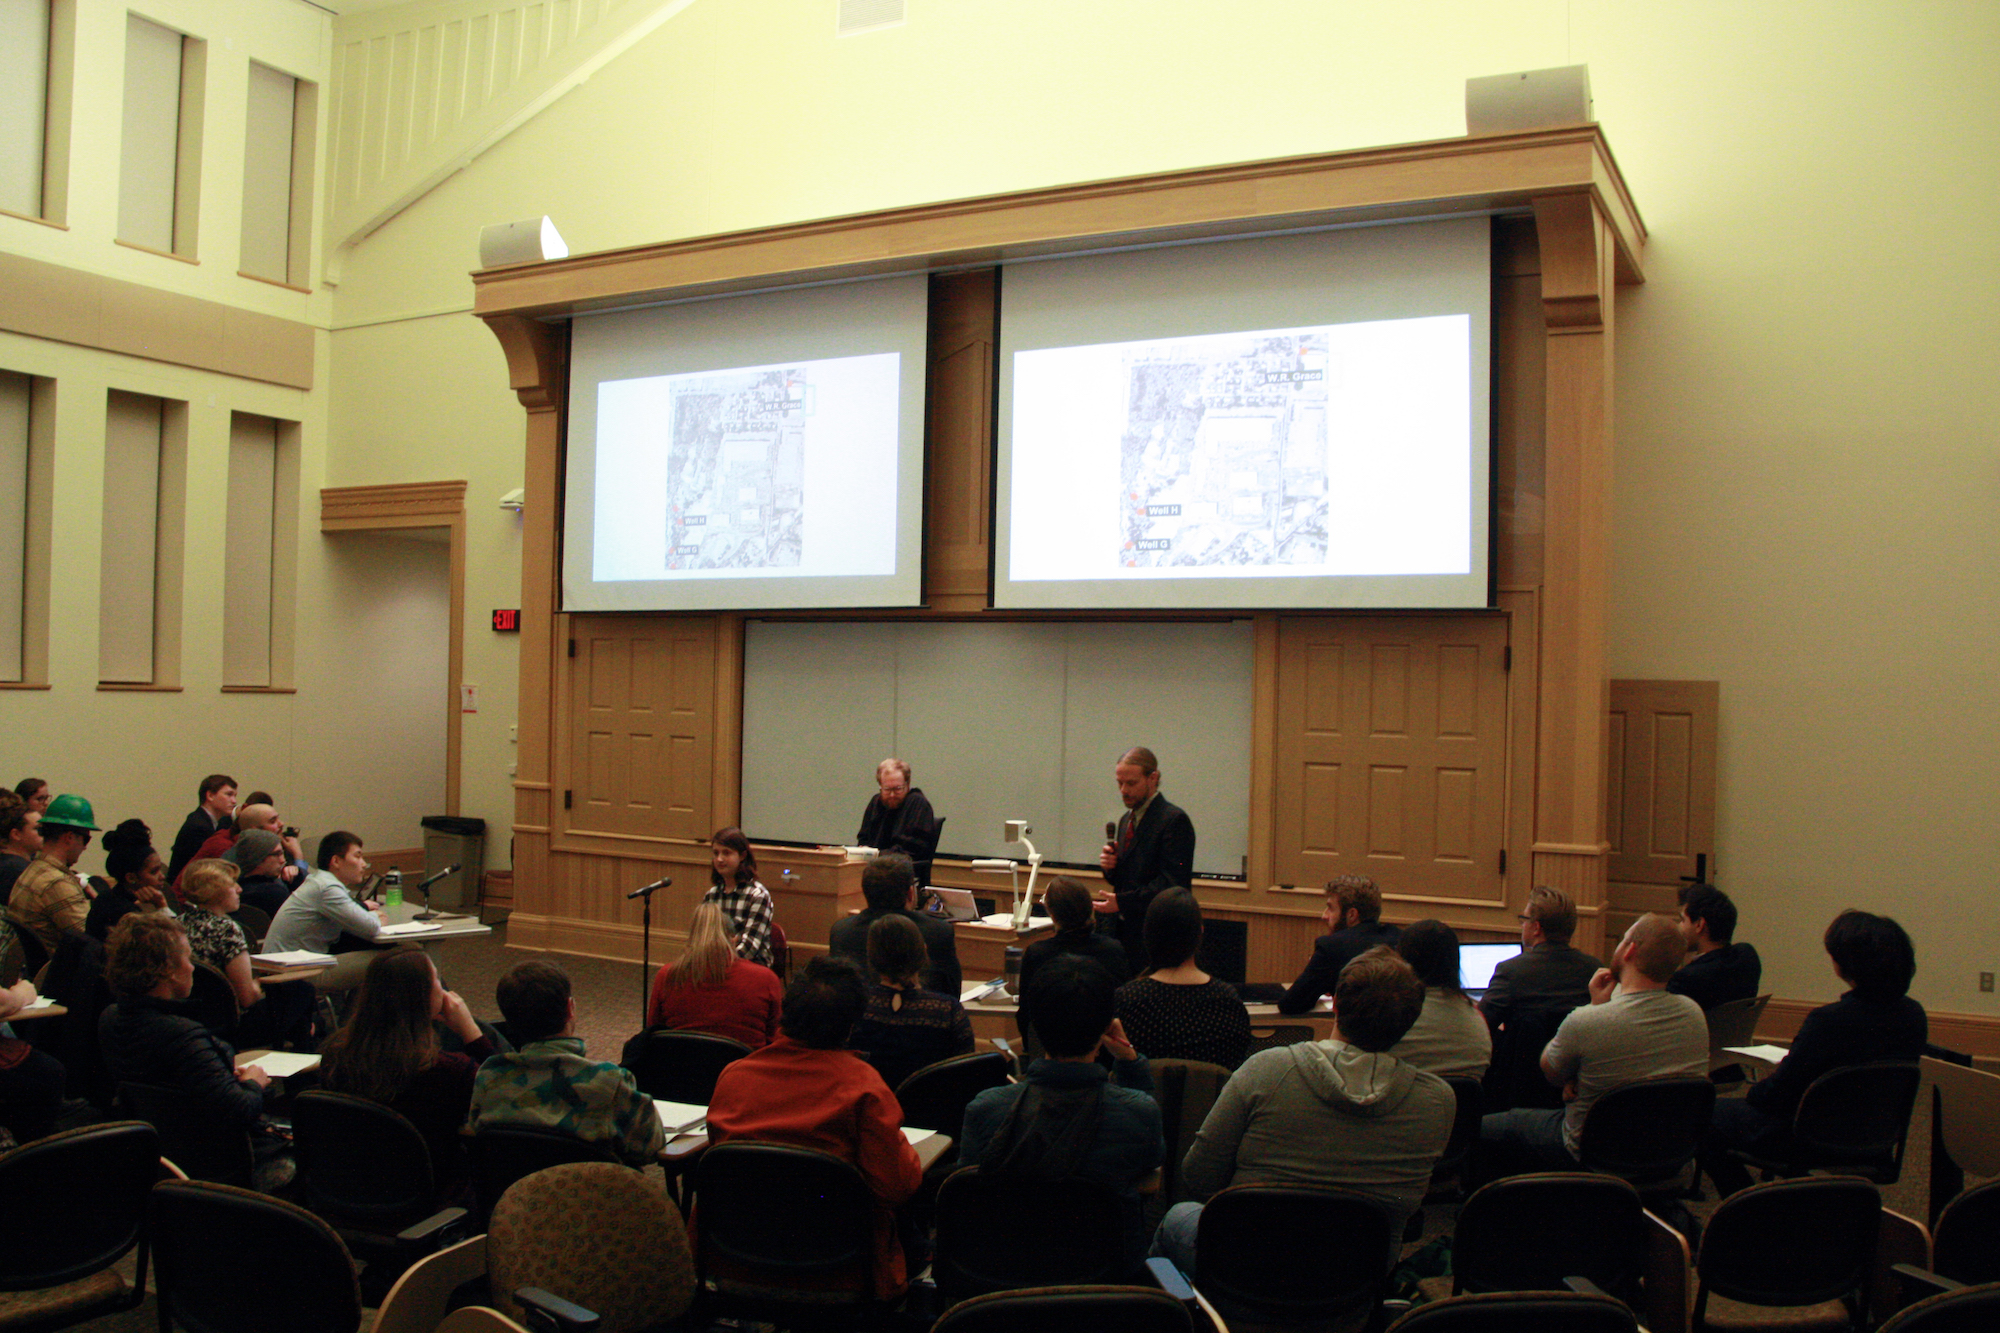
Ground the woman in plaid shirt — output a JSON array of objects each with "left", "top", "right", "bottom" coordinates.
[{"left": 702, "top": 826, "right": 775, "bottom": 968}]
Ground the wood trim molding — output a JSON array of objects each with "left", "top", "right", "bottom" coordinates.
[
  {"left": 1760, "top": 998, "right": 2000, "bottom": 1059},
  {"left": 0, "top": 251, "right": 314, "bottom": 389},
  {"left": 318, "top": 482, "right": 468, "bottom": 816},
  {"left": 474, "top": 127, "right": 1645, "bottom": 320}
]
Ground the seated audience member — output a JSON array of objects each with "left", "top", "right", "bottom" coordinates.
[
  {"left": 1668, "top": 883, "right": 1762, "bottom": 1010},
  {"left": 706, "top": 956, "right": 925, "bottom": 1301},
  {"left": 961, "top": 954, "right": 1165, "bottom": 1264},
  {"left": 644, "top": 902, "right": 783, "bottom": 1047},
  {"left": 828, "top": 852, "right": 962, "bottom": 997},
  {"left": 1481, "top": 885, "right": 1603, "bottom": 1030},
  {"left": 167, "top": 775, "right": 238, "bottom": 884},
  {"left": 98, "top": 913, "right": 270, "bottom": 1132},
  {"left": 263, "top": 831, "right": 386, "bottom": 993},
  {"left": 85, "top": 819, "right": 170, "bottom": 941},
  {"left": 178, "top": 802, "right": 306, "bottom": 901},
  {"left": 849, "top": 914, "right": 973, "bottom": 1090},
  {"left": 1020, "top": 876, "right": 1132, "bottom": 993},
  {"left": 1154, "top": 946, "right": 1454, "bottom": 1271},
  {"left": 1115, "top": 889, "right": 1251, "bottom": 1070},
  {"left": 1389, "top": 919, "right": 1493, "bottom": 1079},
  {"left": 468, "top": 959, "right": 663, "bottom": 1165},
  {"left": 700, "top": 826, "right": 776, "bottom": 969},
  {"left": 1478, "top": 913, "right": 1706, "bottom": 1179},
  {"left": 855, "top": 757, "right": 941, "bottom": 870},
  {"left": 0, "top": 797, "right": 40, "bottom": 905},
  {"left": 180, "top": 859, "right": 315, "bottom": 1050},
  {"left": 1278, "top": 874, "right": 1403, "bottom": 1014},
  {"left": 7, "top": 793, "right": 99, "bottom": 956},
  {"left": 241, "top": 792, "right": 309, "bottom": 882},
  {"left": 223, "top": 829, "right": 292, "bottom": 920},
  {"left": 0, "top": 973, "right": 69, "bottom": 1141},
  {"left": 320, "top": 948, "right": 492, "bottom": 1204},
  {"left": 1702, "top": 909, "right": 1926, "bottom": 1195},
  {"left": 12, "top": 779, "right": 50, "bottom": 817}
]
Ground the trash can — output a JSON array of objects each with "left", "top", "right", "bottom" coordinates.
[{"left": 419, "top": 815, "right": 486, "bottom": 912}]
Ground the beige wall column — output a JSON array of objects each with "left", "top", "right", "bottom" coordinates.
[
  {"left": 1529, "top": 191, "right": 1619, "bottom": 955},
  {"left": 484, "top": 313, "right": 564, "bottom": 922}
]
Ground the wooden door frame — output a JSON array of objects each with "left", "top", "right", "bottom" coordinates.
[{"left": 319, "top": 481, "right": 468, "bottom": 816}]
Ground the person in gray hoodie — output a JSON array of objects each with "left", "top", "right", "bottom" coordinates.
[{"left": 1151, "top": 944, "right": 1455, "bottom": 1272}]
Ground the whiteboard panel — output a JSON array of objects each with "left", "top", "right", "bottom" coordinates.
[{"left": 740, "top": 620, "right": 1252, "bottom": 875}]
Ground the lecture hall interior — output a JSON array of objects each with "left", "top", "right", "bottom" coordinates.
[{"left": 0, "top": 0, "right": 1993, "bottom": 1055}]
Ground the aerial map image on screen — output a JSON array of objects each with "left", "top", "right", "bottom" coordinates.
[
  {"left": 1118, "top": 330, "right": 1329, "bottom": 569},
  {"left": 664, "top": 368, "right": 810, "bottom": 570}
]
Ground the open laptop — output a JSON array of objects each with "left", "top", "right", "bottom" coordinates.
[
  {"left": 1459, "top": 942, "right": 1523, "bottom": 999},
  {"left": 922, "top": 887, "right": 981, "bottom": 922}
]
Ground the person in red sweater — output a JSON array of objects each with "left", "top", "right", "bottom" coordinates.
[
  {"left": 317, "top": 948, "right": 494, "bottom": 1205},
  {"left": 645, "top": 903, "right": 783, "bottom": 1046},
  {"left": 705, "top": 955, "right": 924, "bottom": 1299}
]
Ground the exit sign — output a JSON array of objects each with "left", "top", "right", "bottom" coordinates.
[{"left": 491, "top": 609, "right": 521, "bottom": 632}]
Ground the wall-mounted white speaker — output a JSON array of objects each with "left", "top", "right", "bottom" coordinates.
[
  {"left": 1466, "top": 65, "right": 1593, "bottom": 136},
  {"left": 478, "top": 217, "right": 569, "bottom": 270}
]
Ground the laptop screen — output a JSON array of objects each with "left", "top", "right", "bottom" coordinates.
[{"left": 1459, "top": 942, "right": 1523, "bottom": 994}]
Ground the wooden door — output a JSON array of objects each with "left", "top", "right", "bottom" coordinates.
[
  {"left": 564, "top": 616, "right": 717, "bottom": 843},
  {"left": 1605, "top": 679, "right": 1719, "bottom": 929},
  {"left": 1274, "top": 615, "right": 1511, "bottom": 909}
]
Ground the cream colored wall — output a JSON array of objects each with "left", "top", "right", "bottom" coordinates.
[{"left": 321, "top": 0, "right": 1998, "bottom": 1015}]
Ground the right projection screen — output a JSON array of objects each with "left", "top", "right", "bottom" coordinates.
[{"left": 996, "top": 217, "right": 1492, "bottom": 610}]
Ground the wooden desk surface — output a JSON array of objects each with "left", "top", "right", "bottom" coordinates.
[
  {"left": 6, "top": 1000, "right": 66, "bottom": 1020},
  {"left": 960, "top": 993, "right": 1338, "bottom": 1042}
]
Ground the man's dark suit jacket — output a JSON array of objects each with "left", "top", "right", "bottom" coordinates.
[
  {"left": 1667, "top": 941, "right": 1762, "bottom": 1011},
  {"left": 166, "top": 808, "right": 222, "bottom": 884},
  {"left": 1103, "top": 794, "right": 1196, "bottom": 972},
  {"left": 1277, "top": 920, "right": 1403, "bottom": 1014},
  {"left": 1478, "top": 940, "right": 1603, "bottom": 1111},
  {"left": 828, "top": 906, "right": 962, "bottom": 998}
]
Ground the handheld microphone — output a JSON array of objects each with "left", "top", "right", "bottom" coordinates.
[
  {"left": 1105, "top": 820, "right": 1118, "bottom": 843},
  {"left": 626, "top": 876, "right": 673, "bottom": 900},
  {"left": 414, "top": 863, "right": 461, "bottom": 890}
]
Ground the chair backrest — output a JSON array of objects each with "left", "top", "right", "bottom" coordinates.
[
  {"left": 1705, "top": 992, "right": 1771, "bottom": 1053},
  {"left": 1481, "top": 1001, "right": 1573, "bottom": 1112},
  {"left": 1147, "top": 1058, "right": 1231, "bottom": 1204},
  {"left": 185, "top": 959, "right": 242, "bottom": 1038},
  {"left": 895, "top": 1050, "right": 1011, "bottom": 1136},
  {"left": 1452, "top": 1173, "right": 1643, "bottom": 1296},
  {"left": 37, "top": 928, "right": 114, "bottom": 1106},
  {"left": 118, "top": 1081, "right": 255, "bottom": 1186},
  {"left": 768, "top": 919, "right": 790, "bottom": 982},
  {"left": 292, "top": 1091, "right": 437, "bottom": 1229},
  {"left": 932, "top": 1167, "right": 1127, "bottom": 1305},
  {"left": 1243, "top": 1024, "right": 1315, "bottom": 1058},
  {"left": 1433, "top": 1074, "right": 1484, "bottom": 1182},
  {"left": 0, "top": 1120, "right": 158, "bottom": 1292},
  {"left": 1390, "top": 1289, "right": 1641, "bottom": 1333},
  {"left": 692, "top": 1143, "right": 874, "bottom": 1291},
  {"left": 620, "top": 1029, "right": 751, "bottom": 1105},
  {"left": 914, "top": 817, "right": 946, "bottom": 887},
  {"left": 1576, "top": 1076, "right": 1715, "bottom": 1187},
  {"left": 149, "top": 1178, "right": 363, "bottom": 1333},
  {"left": 230, "top": 904, "right": 273, "bottom": 949},
  {"left": 1696, "top": 1177, "right": 1881, "bottom": 1315},
  {"left": 1793, "top": 1060, "right": 1922, "bottom": 1181},
  {"left": 1196, "top": 1184, "right": 1395, "bottom": 1326},
  {"left": 470, "top": 1125, "right": 621, "bottom": 1223},
  {"left": 1877, "top": 1281, "right": 2000, "bottom": 1333},
  {"left": 487, "top": 1162, "right": 693, "bottom": 1333},
  {"left": 1934, "top": 1181, "right": 2000, "bottom": 1286},
  {"left": 932, "top": 1284, "right": 1194, "bottom": 1333},
  {"left": 1925, "top": 1056, "right": 2000, "bottom": 1225}
]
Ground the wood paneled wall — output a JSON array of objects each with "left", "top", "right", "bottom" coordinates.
[{"left": 484, "top": 130, "right": 1644, "bottom": 968}]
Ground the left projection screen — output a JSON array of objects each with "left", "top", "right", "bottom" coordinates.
[{"left": 564, "top": 275, "right": 931, "bottom": 612}]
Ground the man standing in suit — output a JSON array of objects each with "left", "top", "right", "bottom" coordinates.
[
  {"left": 1095, "top": 746, "right": 1196, "bottom": 974},
  {"left": 827, "top": 852, "right": 961, "bottom": 996}
]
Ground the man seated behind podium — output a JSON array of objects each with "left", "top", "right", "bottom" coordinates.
[
  {"left": 855, "top": 757, "right": 940, "bottom": 869},
  {"left": 1668, "top": 883, "right": 1761, "bottom": 1010},
  {"left": 262, "top": 831, "right": 386, "bottom": 993},
  {"left": 1278, "top": 875, "right": 1403, "bottom": 1015},
  {"left": 960, "top": 953, "right": 1164, "bottom": 1264},
  {"left": 468, "top": 959, "right": 664, "bottom": 1165},
  {"left": 706, "top": 956, "right": 925, "bottom": 1300},
  {"left": 828, "top": 852, "right": 961, "bottom": 997}
]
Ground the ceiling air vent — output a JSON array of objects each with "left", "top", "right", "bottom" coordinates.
[{"left": 837, "top": 0, "right": 905, "bottom": 37}]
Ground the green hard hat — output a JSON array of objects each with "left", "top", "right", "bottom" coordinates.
[{"left": 41, "top": 793, "right": 99, "bottom": 832}]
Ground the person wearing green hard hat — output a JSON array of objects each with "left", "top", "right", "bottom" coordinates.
[{"left": 6, "top": 792, "right": 98, "bottom": 958}]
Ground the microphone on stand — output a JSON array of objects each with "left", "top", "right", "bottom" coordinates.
[
  {"left": 627, "top": 876, "right": 673, "bottom": 900},
  {"left": 630, "top": 876, "right": 674, "bottom": 1031},
  {"left": 409, "top": 864, "right": 460, "bottom": 921}
]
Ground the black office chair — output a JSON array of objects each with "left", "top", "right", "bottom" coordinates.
[
  {"left": 469, "top": 1126, "right": 622, "bottom": 1225},
  {"left": 895, "top": 1050, "right": 1010, "bottom": 1138},
  {"left": 1195, "top": 1184, "right": 1396, "bottom": 1330},
  {"left": 150, "top": 1179, "right": 365, "bottom": 1333},
  {"left": 1452, "top": 1173, "right": 1644, "bottom": 1301},
  {"left": 1729, "top": 1060, "right": 1922, "bottom": 1185},
  {"left": 1146, "top": 1058, "right": 1231, "bottom": 1207},
  {"left": 932, "top": 1283, "right": 1195, "bottom": 1333},
  {"left": 1576, "top": 1076, "right": 1715, "bottom": 1191},
  {"left": 1879, "top": 1281, "right": 2000, "bottom": 1333},
  {"left": 1388, "top": 1287, "right": 1641, "bottom": 1333},
  {"left": 1483, "top": 1002, "right": 1572, "bottom": 1112},
  {"left": 229, "top": 904, "right": 273, "bottom": 950},
  {"left": 693, "top": 1142, "right": 880, "bottom": 1328},
  {"left": 1692, "top": 1177, "right": 1881, "bottom": 1332},
  {"left": 932, "top": 1167, "right": 1129, "bottom": 1305},
  {"left": 620, "top": 1029, "right": 751, "bottom": 1105},
  {"left": 118, "top": 1082, "right": 256, "bottom": 1188},
  {"left": 914, "top": 817, "right": 946, "bottom": 888},
  {"left": 0, "top": 1120, "right": 157, "bottom": 1329},
  {"left": 1411, "top": 1074, "right": 1484, "bottom": 1237},
  {"left": 1931, "top": 1181, "right": 2000, "bottom": 1287},
  {"left": 184, "top": 960, "right": 243, "bottom": 1041},
  {"left": 293, "top": 1092, "right": 465, "bottom": 1302}
]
